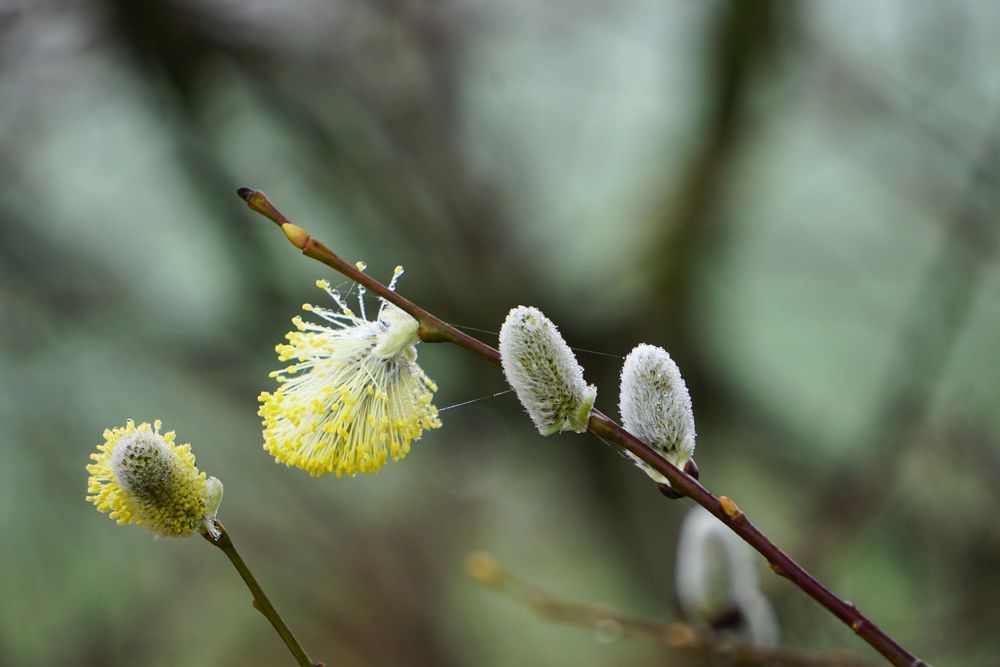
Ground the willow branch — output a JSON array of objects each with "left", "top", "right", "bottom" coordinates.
[
  {"left": 203, "top": 520, "right": 322, "bottom": 667},
  {"left": 236, "top": 187, "right": 928, "bottom": 667},
  {"left": 463, "top": 552, "right": 877, "bottom": 667}
]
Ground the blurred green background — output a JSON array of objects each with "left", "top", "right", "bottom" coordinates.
[{"left": 2, "top": 1, "right": 999, "bottom": 665}]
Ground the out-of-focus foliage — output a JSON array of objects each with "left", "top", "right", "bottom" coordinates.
[{"left": 2, "top": 1, "right": 999, "bottom": 665}]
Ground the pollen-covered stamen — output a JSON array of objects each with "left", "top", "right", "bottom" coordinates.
[
  {"left": 304, "top": 304, "right": 356, "bottom": 328},
  {"left": 85, "top": 420, "right": 223, "bottom": 538},
  {"left": 377, "top": 265, "right": 406, "bottom": 319},
  {"left": 355, "top": 261, "right": 369, "bottom": 320},
  {"left": 387, "top": 265, "right": 404, "bottom": 293},
  {"left": 325, "top": 287, "right": 358, "bottom": 320},
  {"left": 260, "top": 265, "right": 441, "bottom": 477}
]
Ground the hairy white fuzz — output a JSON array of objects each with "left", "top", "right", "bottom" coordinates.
[
  {"left": 675, "top": 507, "right": 779, "bottom": 646},
  {"left": 499, "top": 306, "right": 597, "bottom": 435},
  {"left": 619, "top": 344, "right": 695, "bottom": 485}
]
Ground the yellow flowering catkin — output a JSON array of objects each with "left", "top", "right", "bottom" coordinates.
[
  {"left": 259, "top": 266, "right": 441, "bottom": 477},
  {"left": 86, "top": 420, "right": 223, "bottom": 537}
]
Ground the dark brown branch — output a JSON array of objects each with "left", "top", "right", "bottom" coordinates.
[{"left": 237, "top": 187, "right": 928, "bottom": 667}]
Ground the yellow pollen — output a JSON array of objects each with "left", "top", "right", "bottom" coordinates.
[
  {"left": 259, "top": 277, "right": 441, "bottom": 477},
  {"left": 85, "top": 420, "right": 220, "bottom": 537}
]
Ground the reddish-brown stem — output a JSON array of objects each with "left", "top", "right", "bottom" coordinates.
[{"left": 238, "top": 187, "right": 928, "bottom": 667}]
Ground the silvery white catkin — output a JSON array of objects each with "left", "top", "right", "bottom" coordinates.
[
  {"left": 110, "top": 430, "right": 176, "bottom": 496},
  {"left": 619, "top": 343, "right": 696, "bottom": 485},
  {"left": 109, "top": 429, "right": 223, "bottom": 537},
  {"left": 675, "top": 506, "right": 779, "bottom": 646},
  {"left": 499, "top": 306, "right": 597, "bottom": 435}
]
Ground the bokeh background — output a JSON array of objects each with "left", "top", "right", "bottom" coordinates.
[{"left": 2, "top": 1, "right": 999, "bottom": 665}]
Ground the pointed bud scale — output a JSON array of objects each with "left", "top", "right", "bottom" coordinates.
[
  {"left": 619, "top": 344, "right": 696, "bottom": 485},
  {"left": 86, "top": 420, "right": 223, "bottom": 537},
  {"left": 499, "top": 306, "right": 597, "bottom": 435}
]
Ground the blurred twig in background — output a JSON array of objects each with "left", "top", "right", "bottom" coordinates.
[
  {"left": 464, "top": 551, "right": 877, "bottom": 667},
  {"left": 799, "top": 117, "right": 1000, "bottom": 566}
]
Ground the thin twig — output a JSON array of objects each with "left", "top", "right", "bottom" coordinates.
[
  {"left": 202, "top": 520, "right": 322, "bottom": 667},
  {"left": 463, "top": 552, "right": 878, "bottom": 667},
  {"left": 237, "top": 187, "right": 928, "bottom": 667}
]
